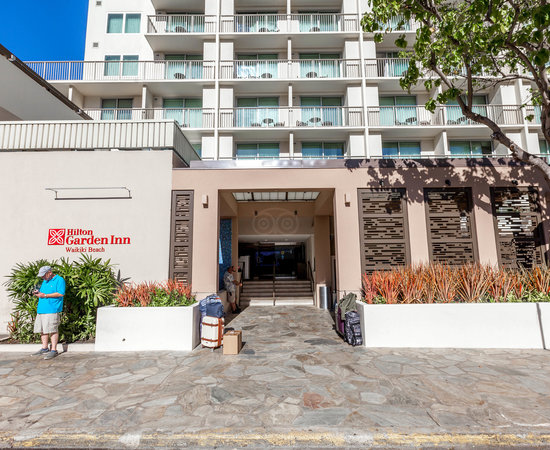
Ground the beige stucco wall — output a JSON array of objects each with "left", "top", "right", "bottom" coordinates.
[
  {"left": 0, "top": 151, "right": 173, "bottom": 332},
  {"left": 175, "top": 161, "right": 550, "bottom": 300}
]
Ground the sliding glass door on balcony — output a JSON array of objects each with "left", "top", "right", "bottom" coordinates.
[
  {"left": 101, "top": 99, "right": 133, "bottom": 120},
  {"left": 382, "top": 141, "right": 421, "bottom": 158},
  {"left": 379, "top": 96, "right": 417, "bottom": 125},
  {"left": 236, "top": 143, "right": 280, "bottom": 159},
  {"left": 300, "top": 97, "right": 342, "bottom": 126},
  {"left": 236, "top": 54, "right": 278, "bottom": 79},
  {"left": 379, "top": 52, "right": 409, "bottom": 77},
  {"left": 299, "top": 53, "right": 340, "bottom": 78},
  {"left": 237, "top": 13, "right": 278, "bottom": 32},
  {"left": 447, "top": 96, "right": 487, "bottom": 124},
  {"left": 302, "top": 142, "right": 344, "bottom": 159},
  {"left": 449, "top": 140, "right": 492, "bottom": 156},
  {"left": 104, "top": 55, "right": 139, "bottom": 77},
  {"left": 298, "top": 13, "right": 339, "bottom": 31},
  {"left": 165, "top": 55, "right": 203, "bottom": 80},
  {"left": 163, "top": 98, "right": 203, "bottom": 127},
  {"left": 236, "top": 97, "right": 279, "bottom": 127}
]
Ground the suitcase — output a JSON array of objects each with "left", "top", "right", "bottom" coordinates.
[
  {"left": 201, "top": 316, "right": 224, "bottom": 349},
  {"left": 335, "top": 303, "right": 346, "bottom": 336}
]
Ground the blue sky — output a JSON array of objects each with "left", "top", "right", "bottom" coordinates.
[{"left": 0, "top": 0, "right": 89, "bottom": 61}]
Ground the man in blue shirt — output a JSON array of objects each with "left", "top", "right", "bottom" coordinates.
[{"left": 31, "top": 266, "right": 66, "bottom": 360}]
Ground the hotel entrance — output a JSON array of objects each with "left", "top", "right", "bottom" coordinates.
[{"left": 238, "top": 242, "right": 307, "bottom": 280}]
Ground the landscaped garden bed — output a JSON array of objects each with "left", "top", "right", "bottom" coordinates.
[
  {"left": 95, "top": 281, "right": 199, "bottom": 352},
  {"left": 357, "top": 264, "right": 550, "bottom": 349}
]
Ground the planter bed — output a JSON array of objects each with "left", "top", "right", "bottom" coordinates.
[
  {"left": 356, "top": 302, "right": 547, "bottom": 349},
  {"left": 95, "top": 303, "right": 200, "bottom": 352}
]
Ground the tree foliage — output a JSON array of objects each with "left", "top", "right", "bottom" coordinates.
[{"left": 362, "top": 0, "right": 550, "bottom": 182}]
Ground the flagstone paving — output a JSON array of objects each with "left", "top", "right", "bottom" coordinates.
[{"left": 0, "top": 305, "right": 549, "bottom": 448}]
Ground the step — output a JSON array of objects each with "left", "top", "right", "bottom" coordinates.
[{"left": 240, "top": 297, "right": 314, "bottom": 306}]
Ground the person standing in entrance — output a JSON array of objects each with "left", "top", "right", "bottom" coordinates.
[
  {"left": 223, "top": 266, "right": 242, "bottom": 314},
  {"left": 31, "top": 266, "right": 65, "bottom": 360}
]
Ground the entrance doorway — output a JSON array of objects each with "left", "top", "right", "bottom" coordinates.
[{"left": 238, "top": 242, "right": 307, "bottom": 280}]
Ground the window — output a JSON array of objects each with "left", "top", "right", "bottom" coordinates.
[
  {"left": 236, "top": 54, "right": 278, "bottom": 79},
  {"left": 236, "top": 97, "right": 279, "bottom": 127},
  {"left": 382, "top": 142, "right": 421, "bottom": 158},
  {"left": 163, "top": 98, "right": 203, "bottom": 127},
  {"left": 301, "top": 142, "right": 345, "bottom": 159},
  {"left": 107, "top": 13, "right": 141, "bottom": 33},
  {"left": 379, "top": 96, "right": 416, "bottom": 125},
  {"left": 540, "top": 140, "right": 549, "bottom": 162},
  {"left": 165, "top": 54, "right": 203, "bottom": 79},
  {"left": 449, "top": 140, "right": 492, "bottom": 156},
  {"left": 103, "top": 55, "right": 139, "bottom": 76},
  {"left": 299, "top": 53, "right": 340, "bottom": 78},
  {"left": 236, "top": 143, "right": 280, "bottom": 159},
  {"left": 300, "top": 97, "right": 342, "bottom": 126},
  {"left": 101, "top": 98, "right": 133, "bottom": 120}
]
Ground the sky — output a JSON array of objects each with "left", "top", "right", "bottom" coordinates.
[{"left": 0, "top": 0, "right": 89, "bottom": 61}]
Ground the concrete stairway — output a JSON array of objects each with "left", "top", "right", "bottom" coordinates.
[{"left": 240, "top": 280, "right": 314, "bottom": 306}]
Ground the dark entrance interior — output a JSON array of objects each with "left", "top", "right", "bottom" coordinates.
[{"left": 239, "top": 243, "right": 307, "bottom": 280}]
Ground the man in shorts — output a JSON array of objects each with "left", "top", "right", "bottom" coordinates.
[
  {"left": 223, "top": 266, "right": 242, "bottom": 314},
  {"left": 31, "top": 266, "right": 66, "bottom": 360}
]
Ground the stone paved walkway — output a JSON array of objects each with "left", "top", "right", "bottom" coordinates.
[{"left": 0, "top": 306, "right": 550, "bottom": 448}]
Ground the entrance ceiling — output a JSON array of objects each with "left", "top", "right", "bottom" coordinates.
[{"left": 233, "top": 191, "right": 320, "bottom": 202}]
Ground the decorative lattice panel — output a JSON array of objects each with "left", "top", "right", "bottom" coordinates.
[
  {"left": 491, "top": 187, "right": 544, "bottom": 268},
  {"left": 424, "top": 188, "right": 477, "bottom": 264},
  {"left": 170, "top": 191, "right": 194, "bottom": 283},
  {"left": 358, "top": 189, "right": 408, "bottom": 272}
]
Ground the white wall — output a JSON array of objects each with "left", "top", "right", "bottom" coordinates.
[{"left": 0, "top": 151, "right": 174, "bottom": 332}]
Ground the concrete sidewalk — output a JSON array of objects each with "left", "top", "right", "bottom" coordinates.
[{"left": 0, "top": 306, "right": 549, "bottom": 448}]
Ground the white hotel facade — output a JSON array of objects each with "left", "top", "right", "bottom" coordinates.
[{"left": 0, "top": 0, "right": 549, "bottom": 331}]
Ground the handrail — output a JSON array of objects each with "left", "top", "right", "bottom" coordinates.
[
  {"left": 83, "top": 108, "right": 215, "bottom": 128},
  {"left": 219, "top": 106, "right": 364, "bottom": 128},
  {"left": 219, "top": 13, "right": 359, "bottom": 32},
  {"left": 25, "top": 60, "right": 216, "bottom": 81},
  {"left": 147, "top": 14, "right": 216, "bottom": 33}
]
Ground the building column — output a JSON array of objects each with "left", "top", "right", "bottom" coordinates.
[
  {"left": 333, "top": 188, "right": 362, "bottom": 298},
  {"left": 406, "top": 184, "right": 430, "bottom": 265},
  {"left": 471, "top": 182, "right": 499, "bottom": 265},
  {"left": 191, "top": 188, "right": 220, "bottom": 297}
]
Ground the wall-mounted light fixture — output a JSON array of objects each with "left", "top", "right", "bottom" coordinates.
[
  {"left": 254, "top": 210, "right": 258, "bottom": 216},
  {"left": 344, "top": 193, "right": 351, "bottom": 207},
  {"left": 511, "top": 180, "right": 519, "bottom": 185},
  {"left": 294, "top": 210, "right": 298, "bottom": 215},
  {"left": 444, "top": 179, "right": 451, "bottom": 186},
  {"left": 201, "top": 194, "right": 209, "bottom": 208}
]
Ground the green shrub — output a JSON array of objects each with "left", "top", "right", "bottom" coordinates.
[{"left": 5, "top": 255, "right": 124, "bottom": 343}]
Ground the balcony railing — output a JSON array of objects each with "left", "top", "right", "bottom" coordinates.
[
  {"left": 147, "top": 15, "right": 216, "bottom": 33},
  {"left": 25, "top": 60, "right": 215, "bottom": 81},
  {"left": 219, "top": 107, "right": 363, "bottom": 128},
  {"left": 365, "top": 58, "right": 411, "bottom": 78},
  {"left": 219, "top": 59, "right": 361, "bottom": 79},
  {"left": 367, "top": 105, "right": 524, "bottom": 126},
  {"left": 379, "top": 15, "right": 421, "bottom": 32},
  {"left": 84, "top": 108, "right": 215, "bottom": 128},
  {"left": 219, "top": 13, "right": 359, "bottom": 33}
]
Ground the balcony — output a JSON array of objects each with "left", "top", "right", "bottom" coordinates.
[
  {"left": 147, "top": 15, "right": 216, "bottom": 33},
  {"left": 377, "top": 15, "right": 421, "bottom": 32},
  {"left": 367, "top": 105, "right": 524, "bottom": 127},
  {"left": 25, "top": 60, "right": 215, "bottom": 82},
  {"left": 84, "top": 108, "right": 215, "bottom": 129},
  {"left": 219, "top": 106, "right": 363, "bottom": 128},
  {"left": 365, "top": 58, "right": 410, "bottom": 78},
  {"left": 219, "top": 59, "right": 361, "bottom": 80}
]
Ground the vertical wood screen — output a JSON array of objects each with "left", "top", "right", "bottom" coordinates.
[
  {"left": 491, "top": 187, "right": 544, "bottom": 268},
  {"left": 358, "top": 188, "right": 409, "bottom": 272},
  {"left": 424, "top": 188, "right": 477, "bottom": 264},
  {"left": 169, "top": 190, "right": 194, "bottom": 283}
]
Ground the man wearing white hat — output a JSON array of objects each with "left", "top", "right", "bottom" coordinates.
[{"left": 31, "top": 266, "right": 66, "bottom": 360}]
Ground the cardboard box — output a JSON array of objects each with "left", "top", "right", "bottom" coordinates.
[{"left": 223, "top": 330, "right": 242, "bottom": 355}]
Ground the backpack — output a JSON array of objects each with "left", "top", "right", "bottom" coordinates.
[
  {"left": 344, "top": 311, "right": 363, "bottom": 346},
  {"left": 205, "top": 301, "right": 224, "bottom": 318}
]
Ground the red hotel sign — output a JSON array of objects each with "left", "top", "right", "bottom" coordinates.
[{"left": 48, "top": 228, "right": 131, "bottom": 253}]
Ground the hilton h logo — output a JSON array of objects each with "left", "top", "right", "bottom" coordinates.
[{"left": 48, "top": 229, "right": 66, "bottom": 245}]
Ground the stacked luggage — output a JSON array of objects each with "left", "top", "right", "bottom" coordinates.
[
  {"left": 199, "top": 294, "right": 225, "bottom": 349},
  {"left": 335, "top": 293, "right": 363, "bottom": 346}
]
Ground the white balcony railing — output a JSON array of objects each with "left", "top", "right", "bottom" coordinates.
[
  {"left": 219, "top": 107, "right": 363, "bottom": 128},
  {"left": 84, "top": 108, "right": 215, "bottom": 128},
  {"left": 367, "top": 105, "right": 524, "bottom": 126},
  {"left": 219, "top": 59, "right": 361, "bottom": 79},
  {"left": 219, "top": 13, "right": 359, "bottom": 33},
  {"left": 25, "top": 60, "right": 215, "bottom": 82},
  {"left": 365, "top": 58, "right": 411, "bottom": 77},
  {"left": 147, "top": 15, "right": 216, "bottom": 33},
  {"left": 379, "top": 15, "right": 421, "bottom": 32}
]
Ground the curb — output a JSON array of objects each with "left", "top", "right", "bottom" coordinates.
[
  {"left": 2, "top": 430, "right": 550, "bottom": 448},
  {"left": 0, "top": 343, "right": 95, "bottom": 353}
]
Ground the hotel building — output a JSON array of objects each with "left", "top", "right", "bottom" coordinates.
[{"left": 0, "top": 0, "right": 548, "bottom": 330}]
